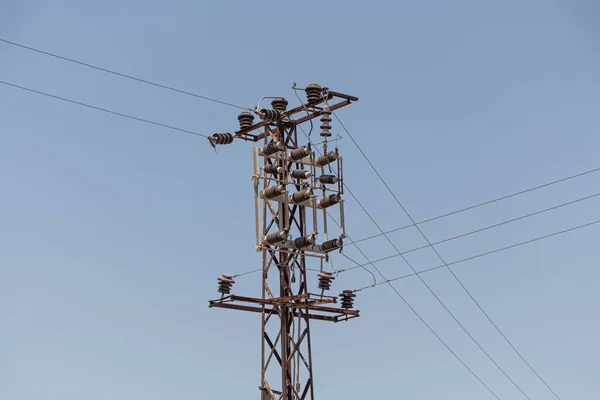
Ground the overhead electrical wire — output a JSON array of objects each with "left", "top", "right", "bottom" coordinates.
[
  {"left": 0, "top": 80, "right": 209, "bottom": 138},
  {"left": 333, "top": 112, "right": 564, "bottom": 400},
  {"left": 352, "top": 191, "right": 600, "bottom": 257},
  {"left": 0, "top": 38, "right": 247, "bottom": 111},
  {"left": 352, "top": 165, "right": 600, "bottom": 245},
  {"left": 350, "top": 217, "right": 600, "bottom": 289}
]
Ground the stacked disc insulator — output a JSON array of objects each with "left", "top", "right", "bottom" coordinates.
[
  {"left": 292, "top": 189, "right": 314, "bottom": 204},
  {"left": 217, "top": 274, "right": 235, "bottom": 295},
  {"left": 318, "top": 174, "right": 338, "bottom": 184},
  {"left": 317, "top": 271, "right": 335, "bottom": 291},
  {"left": 305, "top": 83, "right": 322, "bottom": 103},
  {"left": 263, "top": 141, "right": 285, "bottom": 156},
  {"left": 260, "top": 109, "right": 282, "bottom": 122},
  {"left": 237, "top": 112, "right": 255, "bottom": 130},
  {"left": 271, "top": 97, "right": 288, "bottom": 111},
  {"left": 264, "top": 229, "right": 288, "bottom": 245},
  {"left": 294, "top": 234, "right": 315, "bottom": 249},
  {"left": 315, "top": 151, "right": 338, "bottom": 167},
  {"left": 291, "top": 169, "right": 312, "bottom": 180},
  {"left": 339, "top": 290, "right": 356, "bottom": 309},
  {"left": 320, "top": 106, "right": 332, "bottom": 137},
  {"left": 318, "top": 194, "right": 341, "bottom": 209},
  {"left": 263, "top": 185, "right": 286, "bottom": 199},
  {"left": 211, "top": 133, "right": 234, "bottom": 145},
  {"left": 264, "top": 164, "right": 283, "bottom": 176},
  {"left": 290, "top": 146, "right": 311, "bottom": 161},
  {"left": 321, "top": 238, "right": 343, "bottom": 252}
]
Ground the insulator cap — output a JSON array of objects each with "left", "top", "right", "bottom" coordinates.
[
  {"left": 318, "top": 174, "right": 339, "bottom": 185},
  {"left": 305, "top": 83, "right": 323, "bottom": 104},
  {"left": 318, "top": 193, "right": 341, "bottom": 209},
  {"left": 237, "top": 112, "right": 255, "bottom": 130},
  {"left": 263, "top": 141, "right": 285, "bottom": 156},
  {"left": 217, "top": 274, "right": 235, "bottom": 295},
  {"left": 315, "top": 151, "right": 338, "bottom": 167},
  {"left": 292, "top": 189, "right": 314, "bottom": 204},
  {"left": 339, "top": 290, "right": 356, "bottom": 309},
  {"left": 291, "top": 169, "right": 312, "bottom": 180},
  {"left": 264, "top": 164, "right": 283, "bottom": 176},
  {"left": 321, "top": 237, "right": 343, "bottom": 252},
  {"left": 317, "top": 270, "right": 335, "bottom": 291},
  {"left": 260, "top": 108, "right": 282, "bottom": 122},
  {"left": 264, "top": 229, "right": 289, "bottom": 245},
  {"left": 211, "top": 133, "right": 234, "bottom": 145},
  {"left": 263, "top": 184, "right": 286, "bottom": 199},
  {"left": 294, "top": 234, "right": 315, "bottom": 249},
  {"left": 271, "top": 97, "right": 288, "bottom": 111},
  {"left": 289, "top": 146, "right": 311, "bottom": 161}
]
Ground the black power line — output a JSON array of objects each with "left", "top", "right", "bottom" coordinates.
[
  {"left": 334, "top": 112, "right": 562, "bottom": 400},
  {"left": 0, "top": 38, "right": 248, "bottom": 111},
  {"left": 0, "top": 80, "right": 209, "bottom": 138},
  {"left": 352, "top": 166, "right": 600, "bottom": 245},
  {"left": 354, "top": 191, "right": 600, "bottom": 258},
  {"left": 351, "top": 217, "right": 600, "bottom": 289}
]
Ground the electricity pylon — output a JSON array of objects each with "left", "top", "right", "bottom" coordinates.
[{"left": 209, "top": 84, "right": 360, "bottom": 400}]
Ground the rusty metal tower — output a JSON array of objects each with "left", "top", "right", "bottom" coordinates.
[{"left": 208, "top": 84, "right": 360, "bottom": 400}]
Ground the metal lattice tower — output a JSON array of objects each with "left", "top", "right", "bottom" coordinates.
[{"left": 209, "top": 84, "right": 360, "bottom": 400}]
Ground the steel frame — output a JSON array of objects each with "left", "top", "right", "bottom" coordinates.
[{"left": 208, "top": 86, "right": 358, "bottom": 400}]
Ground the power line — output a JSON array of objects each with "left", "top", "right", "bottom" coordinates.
[
  {"left": 330, "top": 120, "right": 533, "bottom": 400},
  {"left": 332, "top": 112, "right": 568, "bottom": 400},
  {"left": 351, "top": 217, "right": 600, "bottom": 290},
  {"left": 360, "top": 191, "right": 600, "bottom": 258},
  {"left": 352, "top": 165, "right": 600, "bottom": 245},
  {"left": 0, "top": 38, "right": 248, "bottom": 111},
  {"left": 0, "top": 80, "right": 208, "bottom": 138}
]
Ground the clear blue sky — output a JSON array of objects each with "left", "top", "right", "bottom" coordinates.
[{"left": 1, "top": 1, "right": 600, "bottom": 399}]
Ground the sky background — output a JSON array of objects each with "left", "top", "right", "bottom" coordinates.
[{"left": 1, "top": 0, "right": 600, "bottom": 399}]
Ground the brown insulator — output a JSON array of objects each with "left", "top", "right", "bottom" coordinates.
[
  {"left": 217, "top": 274, "right": 235, "bottom": 295},
  {"left": 271, "top": 97, "right": 288, "bottom": 111},
  {"left": 237, "top": 112, "right": 255, "bottom": 130},
  {"left": 339, "top": 290, "right": 356, "bottom": 309},
  {"left": 291, "top": 169, "right": 312, "bottom": 180},
  {"left": 318, "top": 193, "right": 341, "bottom": 209},
  {"left": 292, "top": 189, "right": 314, "bottom": 204},
  {"left": 321, "top": 237, "right": 343, "bottom": 252},
  {"left": 320, "top": 105, "right": 332, "bottom": 137},
  {"left": 305, "top": 83, "right": 322, "bottom": 103},
  {"left": 263, "top": 141, "right": 285, "bottom": 156},
  {"left": 289, "top": 146, "right": 311, "bottom": 161},
  {"left": 264, "top": 229, "right": 288, "bottom": 245},
  {"left": 318, "top": 174, "right": 339, "bottom": 184},
  {"left": 317, "top": 271, "right": 335, "bottom": 291},
  {"left": 315, "top": 151, "right": 338, "bottom": 167},
  {"left": 264, "top": 164, "right": 283, "bottom": 176},
  {"left": 263, "top": 185, "right": 286, "bottom": 199},
  {"left": 211, "top": 133, "right": 234, "bottom": 145},
  {"left": 294, "top": 234, "right": 315, "bottom": 249},
  {"left": 260, "top": 108, "right": 282, "bottom": 122}
]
